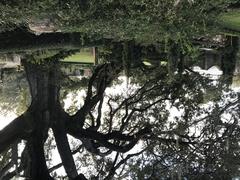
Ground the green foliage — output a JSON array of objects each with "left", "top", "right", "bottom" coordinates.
[
  {"left": 0, "top": 0, "right": 238, "bottom": 42},
  {"left": 0, "top": 69, "right": 30, "bottom": 115},
  {"left": 25, "top": 50, "right": 60, "bottom": 65},
  {"left": 0, "top": 1, "right": 240, "bottom": 179}
]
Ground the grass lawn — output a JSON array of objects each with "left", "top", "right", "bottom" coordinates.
[
  {"left": 62, "top": 49, "right": 95, "bottom": 63},
  {"left": 219, "top": 10, "right": 240, "bottom": 32}
]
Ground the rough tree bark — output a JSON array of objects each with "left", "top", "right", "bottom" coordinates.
[{"left": 22, "top": 60, "right": 55, "bottom": 179}]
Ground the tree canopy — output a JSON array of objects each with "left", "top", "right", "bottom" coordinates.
[{"left": 0, "top": 1, "right": 240, "bottom": 180}]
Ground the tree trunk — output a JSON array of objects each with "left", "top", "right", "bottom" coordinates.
[
  {"left": 22, "top": 59, "right": 79, "bottom": 179},
  {"left": 48, "top": 64, "right": 79, "bottom": 179},
  {"left": 22, "top": 60, "right": 54, "bottom": 179},
  {"left": 221, "top": 36, "right": 239, "bottom": 84}
]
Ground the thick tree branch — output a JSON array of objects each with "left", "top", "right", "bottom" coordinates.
[
  {"left": 67, "top": 126, "right": 151, "bottom": 153},
  {"left": 52, "top": 109, "right": 78, "bottom": 179},
  {"left": 71, "top": 64, "right": 111, "bottom": 128},
  {"left": 0, "top": 161, "right": 13, "bottom": 179},
  {"left": 49, "top": 145, "right": 84, "bottom": 173},
  {"left": 0, "top": 114, "right": 33, "bottom": 154},
  {"left": 70, "top": 63, "right": 122, "bottom": 129}
]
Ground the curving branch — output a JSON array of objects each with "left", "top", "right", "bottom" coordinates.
[
  {"left": 87, "top": 96, "right": 104, "bottom": 131},
  {"left": 67, "top": 125, "right": 151, "bottom": 153},
  {"left": 0, "top": 114, "right": 33, "bottom": 154},
  {"left": 70, "top": 63, "right": 122, "bottom": 128},
  {"left": 105, "top": 149, "right": 146, "bottom": 180},
  {"left": 106, "top": 79, "right": 172, "bottom": 133},
  {"left": 48, "top": 145, "right": 84, "bottom": 173},
  {"left": 0, "top": 161, "right": 13, "bottom": 179}
]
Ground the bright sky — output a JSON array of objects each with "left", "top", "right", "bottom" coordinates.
[
  {"left": 0, "top": 66, "right": 229, "bottom": 130},
  {"left": 0, "top": 112, "right": 17, "bottom": 130}
]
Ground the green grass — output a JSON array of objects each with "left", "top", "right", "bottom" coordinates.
[
  {"left": 62, "top": 50, "right": 95, "bottom": 63},
  {"left": 219, "top": 10, "right": 240, "bottom": 32}
]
